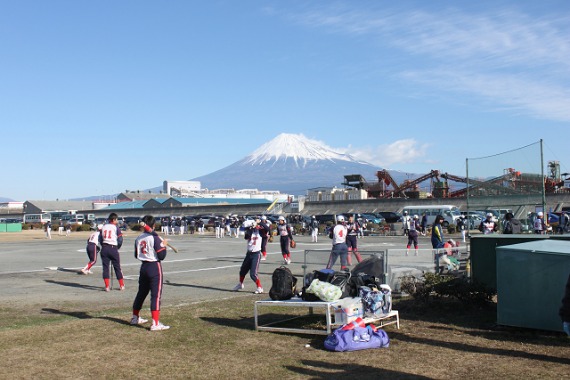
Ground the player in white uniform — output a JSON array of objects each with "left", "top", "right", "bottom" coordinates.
[
  {"left": 277, "top": 216, "right": 294, "bottom": 264},
  {"left": 132, "top": 215, "right": 170, "bottom": 331},
  {"left": 98, "top": 213, "right": 125, "bottom": 291},
  {"left": 326, "top": 215, "right": 349, "bottom": 270},
  {"left": 80, "top": 224, "right": 102, "bottom": 274},
  {"left": 233, "top": 218, "right": 269, "bottom": 294},
  {"left": 479, "top": 213, "right": 497, "bottom": 234},
  {"left": 534, "top": 212, "right": 546, "bottom": 234}
]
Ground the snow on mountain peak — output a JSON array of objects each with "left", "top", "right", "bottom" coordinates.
[{"left": 244, "top": 133, "right": 364, "bottom": 167}]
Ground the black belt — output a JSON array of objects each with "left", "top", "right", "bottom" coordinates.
[{"left": 102, "top": 243, "right": 117, "bottom": 248}]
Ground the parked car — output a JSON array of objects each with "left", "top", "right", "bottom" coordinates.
[
  {"left": 359, "top": 213, "right": 385, "bottom": 225},
  {"left": 377, "top": 211, "right": 402, "bottom": 224}
]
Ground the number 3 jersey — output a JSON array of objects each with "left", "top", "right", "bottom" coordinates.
[{"left": 135, "top": 232, "right": 167, "bottom": 262}]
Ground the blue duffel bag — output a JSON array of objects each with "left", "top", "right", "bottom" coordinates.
[{"left": 324, "top": 325, "right": 390, "bottom": 352}]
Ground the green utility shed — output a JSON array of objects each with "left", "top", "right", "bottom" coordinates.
[
  {"left": 496, "top": 240, "right": 570, "bottom": 332},
  {"left": 0, "top": 223, "right": 22, "bottom": 232},
  {"left": 470, "top": 235, "right": 548, "bottom": 291}
]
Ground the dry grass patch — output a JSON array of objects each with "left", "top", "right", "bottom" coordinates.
[{"left": 1, "top": 297, "right": 569, "bottom": 379}]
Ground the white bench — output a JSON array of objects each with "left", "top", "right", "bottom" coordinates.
[{"left": 254, "top": 298, "right": 399, "bottom": 335}]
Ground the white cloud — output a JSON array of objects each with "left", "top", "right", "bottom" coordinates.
[
  {"left": 286, "top": 4, "right": 570, "bottom": 122},
  {"left": 343, "top": 139, "right": 431, "bottom": 167}
]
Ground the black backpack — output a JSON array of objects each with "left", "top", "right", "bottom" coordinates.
[{"left": 269, "top": 266, "right": 298, "bottom": 301}]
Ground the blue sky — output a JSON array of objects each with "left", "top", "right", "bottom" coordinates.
[{"left": 1, "top": 0, "right": 569, "bottom": 200}]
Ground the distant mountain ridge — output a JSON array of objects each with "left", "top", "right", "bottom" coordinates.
[{"left": 192, "top": 133, "right": 382, "bottom": 194}]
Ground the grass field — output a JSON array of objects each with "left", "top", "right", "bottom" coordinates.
[{"left": 1, "top": 294, "right": 569, "bottom": 379}]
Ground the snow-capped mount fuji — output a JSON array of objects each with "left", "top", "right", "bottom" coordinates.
[
  {"left": 245, "top": 133, "right": 370, "bottom": 167},
  {"left": 192, "top": 133, "right": 381, "bottom": 194}
]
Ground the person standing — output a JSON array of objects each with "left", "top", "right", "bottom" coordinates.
[
  {"left": 479, "top": 213, "right": 498, "bottom": 234},
  {"left": 533, "top": 212, "right": 546, "bottom": 234},
  {"left": 81, "top": 224, "right": 102, "bottom": 275},
  {"left": 431, "top": 215, "right": 445, "bottom": 249},
  {"left": 214, "top": 217, "right": 222, "bottom": 238},
  {"left": 161, "top": 217, "right": 169, "bottom": 235},
  {"left": 58, "top": 219, "right": 64, "bottom": 236},
  {"left": 346, "top": 215, "right": 362, "bottom": 265},
  {"left": 277, "top": 216, "right": 294, "bottom": 264},
  {"left": 259, "top": 215, "right": 271, "bottom": 261},
  {"left": 326, "top": 215, "right": 348, "bottom": 270},
  {"left": 132, "top": 215, "right": 170, "bottom": 331},
  {"left": 65, "top": 222, "right": 72, "bottom": 237},
  {"left": 420, "top": 212, "right": 428, "bottom": 236},
  {"left": 45, "top": 220, "right": 52, "bottom": 239},
  {"left": 232, "top": 218, "right": 269, "bottom": 294},
  {"left": 457, "top": 215, "right": 467, "bottom": 242},
  {"left": 99, "top": 212, "right": 125, "bottom": 292},
  {"left": 406, "top": 215, "right": 421, "bottom": 256},
  {"left": 559, "top": 212, "right": 569, "bottom": 234},
  {"left": 402, "top": 211, "right": 411, "bottom": 236},
  {"left": 356, "top": 214, "right": 365, "bottom": 238},
  {"left": 310, "top": 216, "right": 319, "bottom": 243}
]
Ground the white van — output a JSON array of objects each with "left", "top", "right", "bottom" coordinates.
[{"left": 401, "top": 205, "right": 462, "bottom": 227}]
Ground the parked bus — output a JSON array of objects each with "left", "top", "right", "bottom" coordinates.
[
  {"left": 61, "top": 213, "right": 85, "bottom": 225},
  {"left": 400, "top": 205, "right": 462, "bottom": 227},
  {"left": 23, "top": 213, "right": 52, "bottom": 224}
]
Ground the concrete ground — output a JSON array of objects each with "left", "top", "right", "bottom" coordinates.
[{"left": 0, "top": 229, "right": 461, "bottom": 311}]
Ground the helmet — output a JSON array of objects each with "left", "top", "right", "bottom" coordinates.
[
  {"left": 413, "top": 215, "right": 419, "bottom": 219},
  {"left": 403, "top": 211, "right": 408, "bottom": 215},
  {"left": 312, "top": 215, "right": 316, "bottom": 219},
  {"left": 486, "top": 213, "right": 493, "bottom": 218},
  {"left": 261, "top": 215, "right": 267, "bottom": 220},
  {"left": 537, "top": 211, "right": 544, "bottom": 217},
  {"left": 337, "top": 215, "right": 345, "bottom": 222},
  {"left": 278, "top": 216, "right": 285, "bottom": 221}
]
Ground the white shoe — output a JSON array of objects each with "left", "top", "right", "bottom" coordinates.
[
  {"left": 87, "top": 269, "right": 93, "bottom": 274},
  {"left": 150, "top": 322, "right": 170, "bottom": 331},
  {"left": 233, "top": 283, "right": 244, "bottom": 291},
  {"left": 80, "top": 268, "right": 88, "bottom": 275},
  {"left": 261, "top": 256, "right": 266, "bottom": 261},
  {"left": 105, "top": 287, "right": 110, "bottom": 292},
  {"left": 254, "top": 287, "right": 264, "bottom": 294},
  {"left": 286, "top": 259, "right": 291, "bottom": 265},
  {"left": 130, "top": 316, "right": 148, "bottom": 325},
  {"left": 120, "top": 285, "right": 125, "bottom": 291}
]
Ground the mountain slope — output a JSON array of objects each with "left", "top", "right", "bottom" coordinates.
[{"left": 192, "top": 133, "right": 381, "bottom": 194}]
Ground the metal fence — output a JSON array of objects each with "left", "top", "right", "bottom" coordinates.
[{"left": 302, "top": 249, "right": 388, "bottom": 284}]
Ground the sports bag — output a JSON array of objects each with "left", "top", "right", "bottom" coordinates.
[
  {"left": 305, "top": 279, "right": 342, "bottom": 302},
  {"left": 324, "top": 324, "right": 390, "bottom": 352},
  {"left": 359, "top": 285, "right": 392, "bottom": 317},
  {"left": 347, "top": 273, "right": 383, "bottom": 297},
  {"left": 269, "top": 266, "right": 298, "bottom": 301}
]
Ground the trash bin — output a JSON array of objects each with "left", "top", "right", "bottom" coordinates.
[{"left": 496, "top": 240, "right": 570, "bottom": 332}]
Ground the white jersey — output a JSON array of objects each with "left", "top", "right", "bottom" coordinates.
[
  {"left": 402, "top": 215, "right": 411, "bottom": 229},
  {"left": 101, "top": 223, "right": 121, "bottom": 245},
  {"left": 332, "top": 224, "right": 347, "bottom": 245},
  {"left": 87, "top": 231, "right": 100, "bottom": 245},
  {"left": 277, "top": 224, "right": 291, "bottom": 237},
  {"left": 135, "top": 233, "right": 165, "bottom": 262},
  {"left": 247, "top": 228, "right": 263, "bottom": 252}
]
